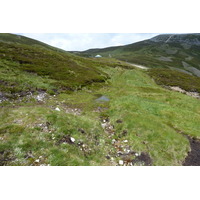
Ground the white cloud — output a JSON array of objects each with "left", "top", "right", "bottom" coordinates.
[{"left": 20, "top": 33, "right": 159, "bottom": 51}]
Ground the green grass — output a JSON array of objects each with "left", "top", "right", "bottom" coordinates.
[
  {"left": 0, "top": 105, "right": 113, "bottom": 166},
  {"left": 0, "top": 59, "right": 58, "bottom": 96},
  {"left": 98, "top": 68, "right": 200, "bottom": 165},
  {"left": 1, "top": 33, "right": 200, "bottom": 166},
  {"left": 1, "top": 66, "right": 200, "bottom": 165}
]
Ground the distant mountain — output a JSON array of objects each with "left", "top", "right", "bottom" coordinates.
[
  {"left": 79, "top": 34, "right": 200, "bottom": 77},
  {"left": 150, "top": 34, "right": 200, "bottom": 45}
]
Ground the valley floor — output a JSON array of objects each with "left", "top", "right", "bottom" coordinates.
[{"left": 1, "top": 66, "right": 200, "bottom": 166}]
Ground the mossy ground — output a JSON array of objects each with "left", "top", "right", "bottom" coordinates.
[{"left": 1, "top": 65, "right": 200, "bottom": 166}]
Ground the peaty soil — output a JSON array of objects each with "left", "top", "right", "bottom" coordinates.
[{"left": 183, "top": 137, "right": 200, "bottom": 166}]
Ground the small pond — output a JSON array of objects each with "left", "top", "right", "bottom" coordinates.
[{"left": 95, "top": 95, "right": 110, "bottom": 102}]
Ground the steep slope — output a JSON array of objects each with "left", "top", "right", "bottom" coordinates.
[
  {"left": 80, "top": 34, "right": 200, "bottom": 77},
  {"left": 0, "top": 33, "right": 113, "bottom": 99}
]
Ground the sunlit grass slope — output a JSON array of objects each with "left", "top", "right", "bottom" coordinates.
[{"left": 1, "top": 65, "right": 200, "bottom": 165}]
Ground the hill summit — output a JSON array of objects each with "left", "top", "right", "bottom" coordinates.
[{"left": 150, "top": 34, "right": 200, "bottom": 46}]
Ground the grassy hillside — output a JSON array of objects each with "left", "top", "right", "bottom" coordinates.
[
  {"left": 1, "top": 34, "right": 200, "bottom": 166},
  {"left": 0, "top": 34, "right": 121, "bottom": 99},
  {"left": 0, "top": 33, "right": 66, "bottom": 52},
  {"left": 80, "top": 34, "right": 200, "bottom": 77}
]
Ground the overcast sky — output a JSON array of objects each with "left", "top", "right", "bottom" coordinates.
[{"left": 19, "top": 33, "right": 159, "bottom": 51}]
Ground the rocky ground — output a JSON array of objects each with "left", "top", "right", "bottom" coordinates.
[
  {"left": 1, "top": 89, "right": 200, "bottom": 166},
  {"left": 0, "top": 92, "right": 153, "bottom": 166},
  {"left": 169, "top": 86, "right": 200, "bottom": 99},
  {"left": 100, "top": 117, "right": 152, "bottom": 166}
]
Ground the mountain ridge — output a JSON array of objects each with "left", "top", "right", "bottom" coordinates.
[
  {"left": 79, "top": 33, "right": 200, "bottom": 77},
  {"left": 0, "top": 33, "right": 67, "bottom": 53},
  {"left": 150, "top": 33, "right": 200, "bottom": 45}
]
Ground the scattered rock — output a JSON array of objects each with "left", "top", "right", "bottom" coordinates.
[
  {"left": 13, "top": 119, "right": 23, "bottom": 124},
  {"left": 100, "top": 117, "right": 109, "bottom": 123},
  {"left": 112, "top": 139, "right": 116, "bottom": 144},
  {"left": 101, "top": 123, "right": 107, "bottom": 129},
  {"left": 24, "top": 151, "right": 34, "bottom": 159},
  {"left": 34, "top": 122, "right": 51, "bottom": 132},
  {"left": 114, "top": 140, "right": 121, "bottom": 148},
  {"left": 100, "top": 115, "right": 151, "bottom": 166},
  {"left": 70, "top": 137, "right": 75, "bottom": 143},
  {"left": 101, "top": 121, "right": 115, "bottom": 136},
  {"left": 57, "top": 135, "right": 75, "bottom": 145},
  {"left": 132, "top": 152, "right": 152, "bottom": 166},
  {"left": 117, "top": 151, "right": 123, "bottom": 156},
  {"left": 79, "top": 143, "right": 91, "bottom": 156},
  {"left": 34, "top": 92, "right": 47, "bottom": 102},
  {"left": 93, "top": 106, "right": 108, "bottom": 112},
  {"left": 119, "top": 160, "right": 124, "bottom": 165},
  {"left": 169, "top": 86, "right": 200, "bottom": 99},
  {"left": 77, "top": 141, "right": 84, "bottom": 146},
  {"left": 65, "top": 107, "right": 81, "bottom": 115}
]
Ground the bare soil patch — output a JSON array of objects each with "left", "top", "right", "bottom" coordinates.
[{"left": 183, "top": 137, "right": 200, "bottom": 166}]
